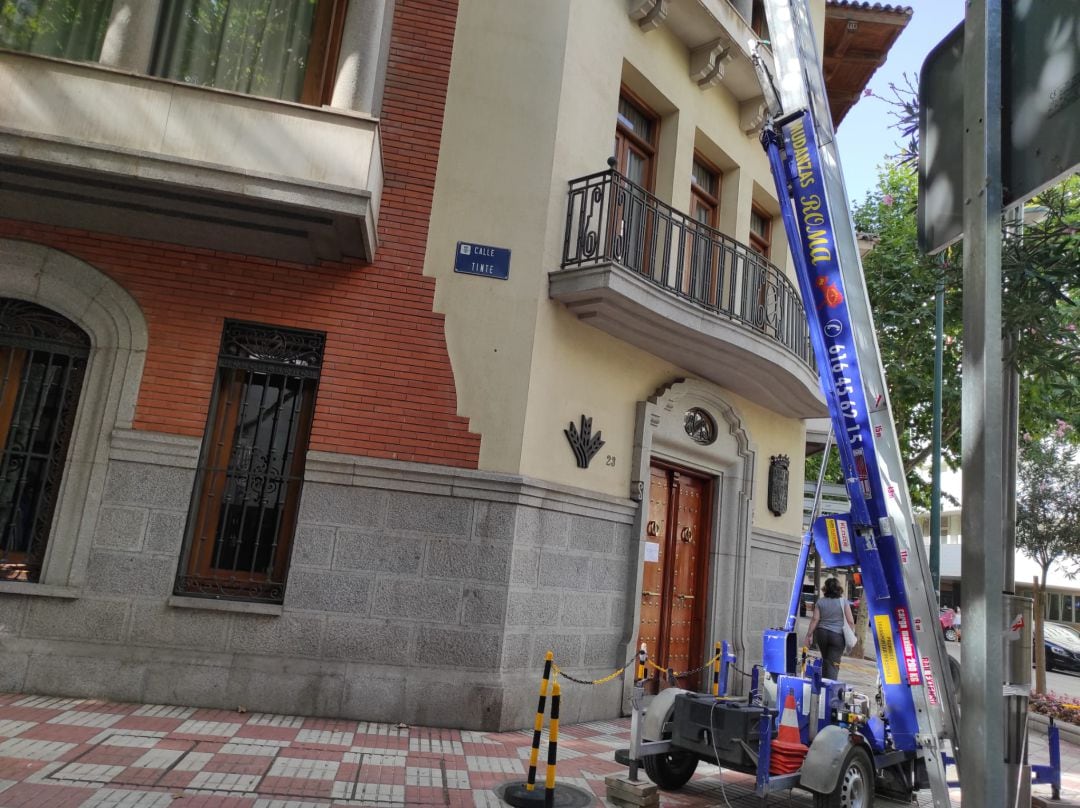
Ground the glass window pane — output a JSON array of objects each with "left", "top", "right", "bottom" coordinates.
[
  {"left": 626, "top": 150, "right": 646, "bottom": 186},
  {"left": 0, "top": 0, "right": 114, "bottom": 61},
  {"left": 750, "top": 209, "right": 769, "bottom": 238},
  {"left": 692, "top": 160, "right": 718, "bottom": 197},
  {"left": 1064, "top": 594, "right": 1074, "bottom": 623},
  {"left": 155, "top": 0, "right": 318, "bottom": 102},
  {"left": 618, "top": 96, "right": 654, "bottom": 143}
]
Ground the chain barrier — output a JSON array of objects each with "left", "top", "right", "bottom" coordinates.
[
  {"left": 645, "top": 651, "right": 722, "bottom": 680},
  {"left": 551, "top": 655, "right": 636, "bottom": 686},
  {"left": 729, "top": 662, "right": 753, "bottom": 679},
  {"left": 551, "top": 650, "right": 730, "bottom": 686}
]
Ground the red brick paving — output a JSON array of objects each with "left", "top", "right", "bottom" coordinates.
[{"left": 0, "top": 689, "right": 1076, "bottom": 807}]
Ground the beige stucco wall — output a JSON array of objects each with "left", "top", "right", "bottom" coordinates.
[{"left": 424, "top": 0, "right": 822, "bottom": 538}]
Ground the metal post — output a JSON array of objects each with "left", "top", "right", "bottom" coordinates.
[
  {"left": 526, "top": 651, "right": 553, "bottom": 792},
  {"left": 1033, "top": 576, "right": 1046, "bottom": 697},
  {"left": 719, "top": 640, "right": 735, "bottom": 697},
  {"left": 787, "top": 430, "right": 835, "bottom": 631},
  {"left": 1003, "top": 595, "right": 1033, "bottom": 808},
  {"left": 712, "top": 641, "right": 721, "bottom": 697},
  {"left": 628, "top": 645, "right": 647, "bottom": 781},
  {"left": 544, "top": 681, "right": 561, "bottom": 808},
  {"left": 960, "top": 1, "right": 1006, "bottom": 805},
  {"left": 1049, "top": 719, "right": 1061, "bottom": 800},
  {"left": 930, "top": 269, "right": 944, "bottom": 596},
  {"left": 1002, "top": 206, "right": 1023, "bottom": 594}
]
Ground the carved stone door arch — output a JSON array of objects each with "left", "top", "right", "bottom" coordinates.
[{"left": 625, "top": 378, "right": 755, "bottom": 699}]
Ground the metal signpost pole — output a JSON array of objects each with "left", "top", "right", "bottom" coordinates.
[
  {"left": 930, "top": 269, "right": 943, "bottom": 597},
  {"left": 960, "top": 1, "right": 1006, "bottom": 805}
]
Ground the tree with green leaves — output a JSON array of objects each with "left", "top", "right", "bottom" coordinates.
[
  {"left": 812, "top": 163, "right": 1080, "bottom": 509},
  {"left": 1016, "top": 434, "right": 1080, "bottom": 588}
]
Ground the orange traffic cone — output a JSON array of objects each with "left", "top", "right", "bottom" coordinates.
[{"left": 769, "top": 689, "right": 809, "bottom": 775}]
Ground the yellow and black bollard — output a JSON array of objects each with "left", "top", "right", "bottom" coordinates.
[
  {"left": 712, "top": 641, "right": 721, "bottom": 697},
  {"left": 544, "top": 680, "right": 561, "bottom": 808},
  {"left": 500, "top": 655, "right": 608, "bottom": 808},
  {"left": 525, "top": 650, "right": 553, "bottom": 792}
]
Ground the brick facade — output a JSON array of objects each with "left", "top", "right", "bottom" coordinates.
[{"left": 0, "top": 0, "right": 478, "bottom": 469}]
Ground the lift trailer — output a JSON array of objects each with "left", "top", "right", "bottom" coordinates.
[{"left": 618, "top": 1, "right": 1058, "bottom": 806}]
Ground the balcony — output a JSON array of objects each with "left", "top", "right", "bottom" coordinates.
[
  {"left": 0, "top": 51, "right": 381, "bottom": 264},
  {"left": 550, "top": 170, "right": 825, "bottom": 419}
]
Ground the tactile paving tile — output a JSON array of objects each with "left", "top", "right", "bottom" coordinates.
[
  {"left": 0, "top": 737, "right": 77, "bottom": 761},
  {"left": 44, "top": 733, "right": 197, "bottom": 789}
]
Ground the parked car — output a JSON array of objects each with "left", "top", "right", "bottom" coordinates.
[
  {"left": 1043, "top": 622, "right": 1080, "bottom": 673},
  {"left": 940, "top": 607, "right": 958, "bottom": 641}
]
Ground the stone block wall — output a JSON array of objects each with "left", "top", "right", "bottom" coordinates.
[
  {"left": 743, "top": 529, "right": 802, "bottom": 667},
  {"left": 0, "top": 433, "right": 637, "bottom": 731}
]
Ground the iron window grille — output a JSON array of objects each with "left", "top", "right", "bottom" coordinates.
[
  {"left": 177, "top": 320, "right": 325, "bottom": 603},
  {"left": 0, "top": 298, "right": 90, "bottom": 583}
]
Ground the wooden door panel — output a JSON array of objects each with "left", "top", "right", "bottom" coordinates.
[
  {"left": 637, "top": 467, "right": 669, "bottom": 664},
  {"left": 670, "top": 475, "right": 705, "bottom": 685},
  {"left": 637, "top": 464, "right": 711, "bottom": 691}
]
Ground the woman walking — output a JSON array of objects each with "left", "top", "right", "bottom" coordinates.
[{"left": 804, "top": 577, "right": 856, "bottom": 679}]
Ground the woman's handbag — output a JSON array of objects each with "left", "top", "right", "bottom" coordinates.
[{"left": 842, "top": 622, "right": 858, "bottom": 652}]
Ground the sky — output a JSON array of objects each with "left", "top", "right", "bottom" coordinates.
[{"left": 835, "top": 0, "right": 966, "bottom": 205}]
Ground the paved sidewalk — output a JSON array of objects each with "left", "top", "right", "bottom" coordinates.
[{"left": 0, "top": 688, "right": 1077, "bottom": 808}]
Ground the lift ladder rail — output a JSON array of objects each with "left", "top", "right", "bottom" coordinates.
[{"left": 758, "top": 3, "right": 961, "bottom": 807}]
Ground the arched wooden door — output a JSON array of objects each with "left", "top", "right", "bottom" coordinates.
[{"left": 637, "top": 462, "right": 712, "bottom": 692}]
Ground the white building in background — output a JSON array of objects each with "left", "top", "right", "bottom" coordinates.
[
  {"left": 802, "top": 434, "right": 1080, "bottom": 628},
  {"left": 915, "top": 508, "right": 1080, "bottom": 628}
]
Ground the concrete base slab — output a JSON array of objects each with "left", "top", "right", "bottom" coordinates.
[
  {"left": 1034, "top": 797, "right": 1080, "bottom": 808},
  {"left": 605, "top": 773, "right": 660, "bottom": 807}
]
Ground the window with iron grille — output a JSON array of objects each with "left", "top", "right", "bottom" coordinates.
[
  {"left": 0, "top": 298, "right": 90, "bottom": 583},
  {"left": 177, "top": 320, "right": 325, "bottom": 603}
]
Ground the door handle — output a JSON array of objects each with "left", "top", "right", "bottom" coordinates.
[
  {"left": 677, "top": 594, "right": 695, "bottom": 600},
  {"left": 642, "top": 591, "right": 661, "bottom": 598}
]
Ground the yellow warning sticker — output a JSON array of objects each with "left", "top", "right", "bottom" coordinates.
[
  {"left": 826, "top": 519, "right": 839, "bottom": 553},
  {"left": 875, "top": 615, "right": 902, "bottom": 685}
]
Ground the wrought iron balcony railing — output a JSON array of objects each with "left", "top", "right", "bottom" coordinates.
[{"left": 562, "top": 169, "right": 814, "bottom": 369}]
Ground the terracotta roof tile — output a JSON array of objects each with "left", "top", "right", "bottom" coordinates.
[{"left": 825, "top": 1, "right": 913, "bottom": 15}]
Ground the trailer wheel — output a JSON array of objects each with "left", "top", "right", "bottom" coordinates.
[
  {"left": 642, "top": 746, "right": 698, "bottom": 790},
  {"left": 813, "top": 745, "right": 874, "bottom": 808}
]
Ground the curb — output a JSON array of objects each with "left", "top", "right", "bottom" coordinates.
[{"left": 1029, "top": 711, "right": 1080, "bottom": 745}]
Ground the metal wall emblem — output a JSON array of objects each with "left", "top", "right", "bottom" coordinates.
[
  {"left": 684, "top": 407, "right": 717, "bottom": 445},
  {"left": 768, "top": 454, "right": 790, "bottom": 516},
  {"left": 565, "top": 415, "right": 605, "bottom": 468}
]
